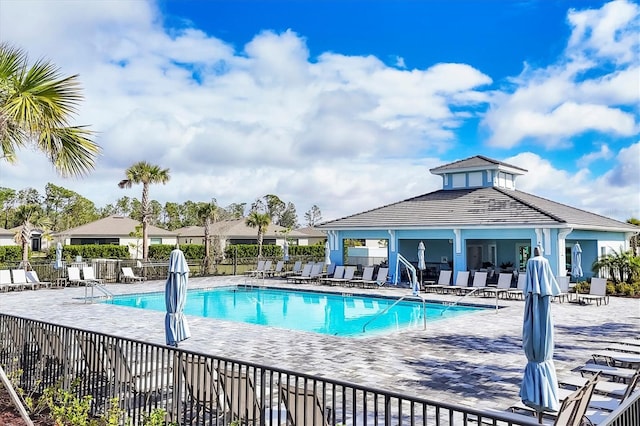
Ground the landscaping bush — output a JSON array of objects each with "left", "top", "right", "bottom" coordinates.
[
  {"left": 48, "top": 244, "right": 130, "bottom": 260},
  {"left": 0, "top": 245, "right": 22, "bottom": 263},
  {"left": 148, "top": 244, "right": 204, "bottom": 260}
]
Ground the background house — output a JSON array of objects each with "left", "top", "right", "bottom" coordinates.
[
  {"left": 318, "top": 155, "right": 638, "bottom": 283},
  {"left": 55, "top": 215, "right": 177, "bottom": 259},
  {"left": 0, "top": 227, "right": 17, "bottom": 247},
  {"left": 174, "top": 219, "right": 316, "bottom": 253}
]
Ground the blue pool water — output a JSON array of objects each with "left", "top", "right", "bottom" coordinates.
[{"left": 105, "top": 286, "right": 487, "bottom": 337}]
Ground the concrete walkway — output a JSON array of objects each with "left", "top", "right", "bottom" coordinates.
[{"left": 0, "top": 275, "right": 638, "bottom": 411}]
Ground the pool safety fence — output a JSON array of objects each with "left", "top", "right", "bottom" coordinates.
[{"left": 3, "top": 313, "right": 634, "bottom": 425}]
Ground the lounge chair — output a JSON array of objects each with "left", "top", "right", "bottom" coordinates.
[
  {"left": 579, "top": 364, "right": 638, "bottom": 383},
  {"left": 67, "top": 266, "right": 88, "bottom": 286},
  {"left": 25, "top": 270, "right": 52, "bottom": 288},
  {"left": 279, "top": 383, "right": 330, "bottom": 426},
  {"left": 591, "top": 350, "right": 640, "bottom": 368},
  {"left": 11, "top": 269, "right": 38, "bottom": 290},
  {"left": 258, "top": 260, "right": 273, "bottom": 278},
  {"left": 554, "top": 276, "right": 571, "bottom": 303},
  {"left": 180, "top": 354, "right": 223, "bottom": 422},
  {"left": 350, "top": 266, "right": 374, "bottom": 288},
  {"left": 503, "top": 372, "right": 599, "bottom": 425},
  {"left": 82, "top": 266, "right": 104, "bottom": 284},
  {"left": 372, "top": 267, "right": 389, "bottom": 287},
  {"left": 281, "top": 261, "right": 302, "bottom": 278},
  {"left": 287, "top": 264, "right": 312, "bottom": 283},
  {"left": 320, "top": 266, "right": 344, "bottom": 285},
  {"left": 245, "top": 260, "right": 266, "bottom": 277},
  {"left": 294, "top": 263, "right": 324, "bottom": 283},
  {"left": 217, "top": 364, "right": 284, "bottom": 425},
  {"left": 0, "top": 269, "right": 11, "bottom": 292},
  {"left": 483, "top": 273, "right": 513, "bottom": 298},
  {"left": 606, "top": 343, "right": 640, "bottom": 354},
  {"left": 423, "top": 270, "right": 452, "bottom": 293},
  {"left": 121, "top": 267, "right": 145, "bottom": 283},
  {"left": 327, "top": 266, "right": 356, "bottom": 286},
  {"left": 459, "top": 271, "right": 488, "bottom": 296},
  {"left": 441, "top": 271, "right": 470, "bottom": 295},
  {"left": 577, "top": 277, "right": 609, "bottom": 306},
  {"left": 267, "top": 261, "right": 285, "bottom": 277},
  {"left": 506, "top": 273, "right": 526, "bottom": 300}
]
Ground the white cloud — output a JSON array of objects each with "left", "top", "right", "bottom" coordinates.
[
  {"left": 483, "top": 0, "right": 639, "bottom": 149},
  {"left": 576, "top": 144, "right": 613, "bottom": 168}
]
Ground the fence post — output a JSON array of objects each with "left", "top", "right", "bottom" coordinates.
[{"left": 233, "top": 246, "right": 237, "bottom": 276}]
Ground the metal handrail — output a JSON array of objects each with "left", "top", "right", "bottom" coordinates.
[
  {"left": 362, "top": 294, "right": 426, "bottom": 332},
  {"left": 83, "top": 281, "right": 114, "bottom": 303},
  {"left": 440, "top": 288, "right": 482, "bottom": 315}
]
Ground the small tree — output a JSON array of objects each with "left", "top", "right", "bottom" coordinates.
[
  {"left": 13, "top": 204, "right": 50, "bottom": 266},
  {"left": 304, "top": 205, "right": 322, "bottom": 226},
  {"left": 245, "top": 212, "right": 271, "bottom": 258},
  {"left": 592, "top": 247, "right": 640, "bottom": 284},
  {"left": 197, "top": 200, "right": 218, "bottom": 274}
]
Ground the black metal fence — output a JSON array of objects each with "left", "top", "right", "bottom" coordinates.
[{"left": 0, "top": 314, "right": 555, "bottom": 425}]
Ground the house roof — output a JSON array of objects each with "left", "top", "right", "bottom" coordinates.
[
  {"left": 0, "top": 227, "right": 12, "bottom": 236},
  {"left": 174, "top": 220, "right": 309, "bottom": 239},
  {"left": 317, "top": 187, "right": 638, "bottom": 232},
  {"left": 56, "top": 215, "right": 175, "bottom": 237},
  {"left": 296, "top": 226, "right": 327, "bottom": 237},
  {"left": 430, "top": 155, "right": 528, "bottom": 175}
]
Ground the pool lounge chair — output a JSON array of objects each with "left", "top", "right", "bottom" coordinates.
[
  {"left": 320, "top": 266, "right": 344, "bottom": 285},
  {"left": 11, "top": 269, "right": 38, "bottom": 290},
  {"left": 0, "top": 269, "right": 11, "bottom": 292},
  {"left": 179, "top": 354, "right": 223, "bottom": 423},
  {"left": 281, "top": 261, "right": 302, "bottom": 278},
  {"left": 121, "top": 267, "right": 145, "bottom": 283},
  {"left": 577, "top": 277, "right": 609, "bottom": 306},
  {"left": 483, "top": 273, "right": 513, "bottom": 298},
  {"left": 25, "top": 270, "right": 52, "bottom": 288},
  {"left": 554, "top": 276, "right": 571, "bottom": 303},
  {"left": 372, "top": 267, "right": 389, "bottom": 287},
  {"left": 350, "top": 266, "right": 374, "bottom": 288},
  {"left": 327, "top": 266, "right": 356, "bottom": 286},
  {"left": 441, "top": 271, "right": 470, "bottom": 295},
  {"left": 82, "top": 266, "right": 104, "bottom": 284},
  {"left": 287, "top": 264, "right": 312, "bottom": 283},
  {"left": 67, "top": 267, "right": 88, "bottom": 286},
  {"left": 294, "top": 263, "right": 324, "bottom": 283},
  {"left": 459, "top": 271, "right": 488, "bottom": 296},
  {"left": 506, "top": 273, "right": 526, "bottom": 300},
  {"left": 267, "top": 260, "right": 285, "bottom": 277},
  {"left": 279, "top": 383, "right": 331, "bottom": 426},
  {"left": 245, "top": 260, "right": 266, "bottom": 277},
  {"left": 423, "top": 270, "right": 452, "bottom": 293}
]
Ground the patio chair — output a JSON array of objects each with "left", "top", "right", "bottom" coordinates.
[
  {"left": 217, "top": 364, "right": 284, "bottom": 425},
  {"left": 441, "top": 271, "right": 470, "bottom": 295},
  {"left": 245, "top": 260, "right": 266, "bottom": 277},
  {"left": 294, "top": 263, "right": 324, "bottom": 283},
  {"left": 257, "top": 260, "right": 273, "bottom": 278},
  {"left": 82, "top": 266, "right": 104, "bottom": 284},
  {"left": 579, "top": 364, "right": 639, "bottom": 383},
  {"left": 25, "top": 270, "right": 52, "bottom": 288},
  {"left": 350, "top": 266, "right": 374, "bottom": 288},
  {"left": 180, "top": 354, "right": 224, "bottom": 423},
  {"left": 506, "top": 273, "right": 526, "bottom": 300},
  {"left": 281, "top": 261, "right": 302, "bottom": 278},
  {"left": 267, "top": 261, "right": 285, "bottom": 277},
  {"left": 287, "top": 264, "right": 312, "bottom": 283},
  {"left": 591, "top": 350, "right": 640, "bottom": 369},
  {"left": 373, "top": 267, "right": 389, "bottom": 287},
  {"left": 320, "top": 265, "right": 344, "bottom": 285},
  {"left": 559, "top": 367, "right": 639, "bottom": 414},
  {"left": 279, "top": 383, "right": 331, "bottom": 426},
  {"left": 459, "top": 271, "right": 488, "bottom": 296},
  {"left": 11, "top": 269, "right": 38, "bottom": 290},
  {"left": 504, "top": 371, "right": 599, "bottom": 425},
  {"left": 121, "top": 267, "right": 145, "bottom": 283},
  {"left": 326, "top": 266, "right": 356, "bottom": 286},
  {"left": 67, "top": 266, "right": 88, "bottom": 287},
  {"left": 0, "top": 269, "right": 11, "bottom": 292},
  {"left": 554, "top": 276, "right": 571, "bottom": 303},
  {"left": 423, "top": 270, "right": 452, "bottom": 293},
  {"left": 483, "top": 273, "right": 513, "bottom": 298},
  {"left": 577, "top": 277, "right": 609, "bottom": 306}
]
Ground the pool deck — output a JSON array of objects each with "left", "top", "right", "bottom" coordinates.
[{"left": 1, "top": 275, "right": 638, "bottom": 412}]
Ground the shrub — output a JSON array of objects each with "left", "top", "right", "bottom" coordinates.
[
  {"left": 0, "top": 245, "right": 22, "bottom": 262},
  {"left": 148, "top": 244, "right": 204, "bottom": 260},
  {"left": 49, "top": 244, "right": 130, "bottom": 260}
]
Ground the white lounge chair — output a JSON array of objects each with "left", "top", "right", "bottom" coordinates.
[
  {"left": 245, "top": 260, "right": 266, "bottom": 277},
  {"left": 26, "top": 270, "right": 52, "bottom": 288},
  {"left": 122, "top": 267, "right": 145, "bottom": 283},
  {"left": 483, "top": 273, "right": 513, "bottom": 298},
  {"left": 459, "top": 271, "right": 488, "bottom": 296},
  {"left": 0, "top": 269, "right": 17, "bottom": 291},
  {"left": 423, "top": 270, "right": 452, "bottom": 293},
  {"left": 554, "top": 276, "right": 571, "bottom": 302},
  {"left": 441, "top": 271, "right": 470, "bottom": 295},
  {"left": 82, "top": 266, "right": 104, "bottom": 284},
  {"left": 11, "top": 269, "right": 38, "bottom": 290},
  {"left": 506, "top": 273, "right": 526, "bottom": 300},
  {"left": 578, "top": 277, "right": 609, "bottom": 306},
  {"left": 67, "top": 266, "right": 88, "bottom": 286}
]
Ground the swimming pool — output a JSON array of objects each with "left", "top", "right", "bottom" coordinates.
[{"left": 105, "top": 286, "right": 487, "bottom": 337}]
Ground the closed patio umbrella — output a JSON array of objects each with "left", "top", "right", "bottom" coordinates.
[
  {"left": 520, "top": 246, "right": 561, "bottom": 422},
  {"left": 54, "top": 242, "right": 63, "bottom": 270},
  {"left": 324, "top": 240, "right": 331, "bottom": 265},
  {"left": 165, "top": 247, "right": 191, "bottom": 347},
  {"left": 571, "top": 242, "right": 583, "bottom": 279},
  {"left": 283, "top": 239, "right": 289, "bottom": 261},
  {"left": 417, "top": 241, "right": 426, "bottom": 291}
]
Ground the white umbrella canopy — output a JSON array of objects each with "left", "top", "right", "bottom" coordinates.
[
  {"left": 324, "top": 240, "right": 331, "bottom": 265},
  {"left": 571, "top": 243, "right": 583, "bottom": 279},
  {"left": 418, "top": 241, "right": 426, "bottom": 270},
  {"left": 283, "top": 239, "right": 289, "bottom": 261},
  {"left": 54, "top": 242, "right": 63, "bottom": 270}
]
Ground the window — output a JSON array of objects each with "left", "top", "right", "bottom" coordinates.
[{"left": 150, "top": 238, "right": 162, "bottom": 245}]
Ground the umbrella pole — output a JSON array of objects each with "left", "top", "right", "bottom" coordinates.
[{"left": 537, "top": 411, "right": 543, "bottom": 424}]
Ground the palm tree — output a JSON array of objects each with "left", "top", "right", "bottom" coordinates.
[
  {"left": 197, "top": 200, "right": 218, "bottom": 274},
  {"left": 118, "top": 162, "right": 170, "bottom": 261},
  {"left": 13, "top": 204, "right": 50, "bottom": 266},
  {"left": 245, "top": 212, "right": 271, "bottom": 258},
  {"left": 0, "top": 43, "right": 99, "bottom": 176}
]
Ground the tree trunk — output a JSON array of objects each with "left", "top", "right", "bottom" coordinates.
[
  {"left": 20, "top": 225, "right": 30, "bottom": 267},
  {"left": 204, "top": 218, "right": 212, "bottom": 274},
  {"left": 258, "top": 232, "right": 263, "bottom": 258},
  {"left": 141, "top": 183, "right": 149, "bottom": 261}
]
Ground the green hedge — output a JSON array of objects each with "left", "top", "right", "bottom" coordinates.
[
  {"left": 223, "top": 244, "right": 325, "bottom": 260},
  {"left": 48, "top": 244, "right": 131, "bottom": 260},
  {"left": 0, "top": 246, "right": 22, "bottom": 262},
  {"left": 148, "top": 244, "right": 204, "bottom": 260}
]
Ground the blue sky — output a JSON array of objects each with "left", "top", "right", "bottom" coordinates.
[{"left": 1, "top": 0, "right": 638, "bottom": 222}]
